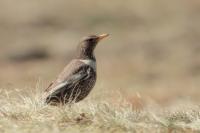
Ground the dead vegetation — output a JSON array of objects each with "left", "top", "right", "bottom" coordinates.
[{"left": 0, "top": 88, "right": 200, "bottom": 132}]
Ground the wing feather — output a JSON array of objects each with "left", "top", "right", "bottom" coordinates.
[{"left": 43, "top": 59, "right": 89, "bottom": 99}]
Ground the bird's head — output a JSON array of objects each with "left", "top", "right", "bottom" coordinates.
[{"left": 77, "top": 34, "right": 109, "bottom": 60}]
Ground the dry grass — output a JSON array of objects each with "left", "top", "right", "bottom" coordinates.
[{"left": 0, "top": 86, "right": 200, "bottom": 133}]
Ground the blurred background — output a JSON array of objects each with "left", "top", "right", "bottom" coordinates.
[{"left": 0, "top": 0, "right": 200, "bottom": 105}]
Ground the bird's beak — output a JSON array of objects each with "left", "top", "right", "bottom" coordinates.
[{"left": 97, "top": 34, "right": 109, "bottom": 41}]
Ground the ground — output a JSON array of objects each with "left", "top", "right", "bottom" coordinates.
[{"left": 1, "top": 88, "right": 200, "bottom": 132}]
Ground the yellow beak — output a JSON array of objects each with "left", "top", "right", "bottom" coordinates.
[{"left": 98, "top": 34, "right": 109, "bottom": 41}]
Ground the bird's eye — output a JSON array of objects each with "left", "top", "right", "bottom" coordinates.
[{"left": 87, "top": 38, "right": 94, "bottom": 42}]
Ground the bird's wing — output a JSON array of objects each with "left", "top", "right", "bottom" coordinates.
[{"left": 44, "top": 59, "right": 89, "bottom": 97}]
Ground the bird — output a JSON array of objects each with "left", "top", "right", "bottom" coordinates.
[{"left": 43, "top": 34, "right": 109, "bottom": 105}]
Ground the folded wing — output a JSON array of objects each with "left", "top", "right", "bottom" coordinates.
[{"left": 43, "top": 59, "right": 89, "bottom": 101}]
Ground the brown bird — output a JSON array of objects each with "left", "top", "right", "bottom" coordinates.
[{"left": 43, "top": 34, "right": 109, "bottom": 105}]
